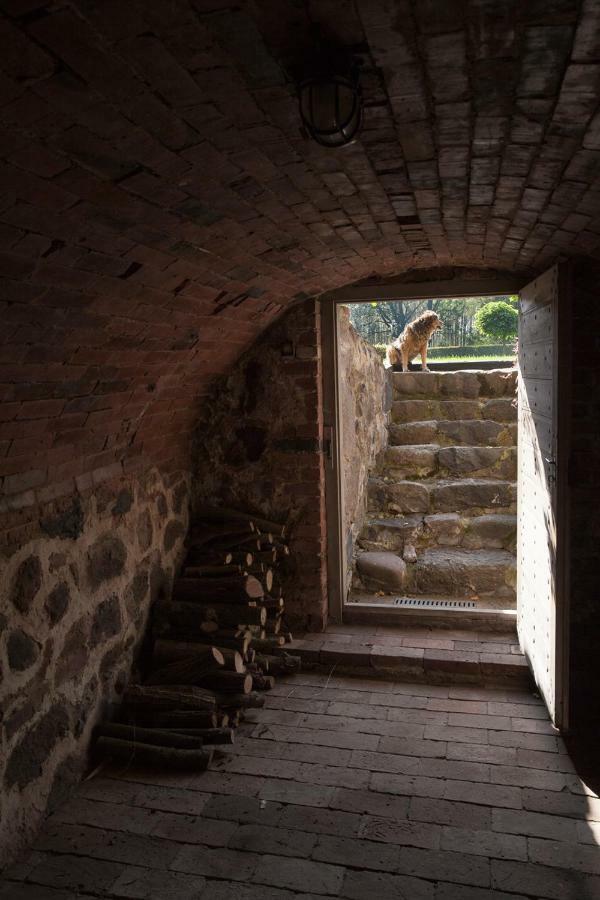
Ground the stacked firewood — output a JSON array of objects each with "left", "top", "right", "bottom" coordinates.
[{"left": 94, "top": 506, "right": 300, "bottom": 771}]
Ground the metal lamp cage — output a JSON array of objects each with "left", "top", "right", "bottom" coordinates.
[{"left": 299, "top": 71, "right": 363, "bottom": 148}]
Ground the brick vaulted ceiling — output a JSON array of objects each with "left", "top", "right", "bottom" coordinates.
[{"left": 2, "top": 0, "right": 600, "bottom": 500}]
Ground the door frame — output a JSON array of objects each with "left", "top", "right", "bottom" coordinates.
[{"left": 320, "top": 274, "right": 524, "bottom": 624}]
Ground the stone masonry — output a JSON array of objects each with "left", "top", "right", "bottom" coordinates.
[
  {"left": 353, "top": 369, "right": 518, "bottom": 609},
  {"left": 0, "top": 469, "right": 189, "bottom": 865}
]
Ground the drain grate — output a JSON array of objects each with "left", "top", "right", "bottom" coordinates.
[{"left": 393, "top": 598, "right": 476, "bottom": 609}]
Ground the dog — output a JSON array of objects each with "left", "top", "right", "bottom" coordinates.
[{"left": 386, "top": 311, "right": 443, "bottom": 372}]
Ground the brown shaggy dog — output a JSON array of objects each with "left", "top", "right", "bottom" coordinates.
[{"left": 386, "top": 311, "right": 443, "bottom": 372}]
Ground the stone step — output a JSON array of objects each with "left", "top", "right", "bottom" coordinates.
[
  {"left": 389, "top": 419, "right": 517, "bottom": 447},
  {"left": 392, "top": 368, "right": 517, "bottom": 400},
  {"left": 383, "top": 444, "right": 517, "bottom": 480},
  {"left": 414, "top": 548, "right": 516, "bottom": 603},
  {"left": 290, "top": 619, "right": 530, "bottom": 686},
  {"left": 345, "top": 593, "right": 518, "bottom": 631},
  {"left": 359, "top": 512, "right": 517, "bottom": 554},
  {"left": 391, "top": 397, "right": 517, "bottom": 425},
  {"left": 368, "top": 476, "right": 516, "bottom": 516}
]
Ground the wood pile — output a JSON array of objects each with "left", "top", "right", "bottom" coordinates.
[{"left": 94, "top": 506, "right": 301, "bottom": 770}]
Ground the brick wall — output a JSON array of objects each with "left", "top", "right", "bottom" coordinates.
[{"left": 193, "top": 300, "right": 328, "bottom": 630}]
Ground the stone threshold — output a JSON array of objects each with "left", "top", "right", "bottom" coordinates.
[
  {"left": 288, "top": 623, "right": 531, "bottom": 688},
  {"left": 345, "top": 595, "right": 517, "bottom": 631}
]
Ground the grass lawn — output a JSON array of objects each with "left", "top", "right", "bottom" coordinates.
[{"left": 427, "top": 353, "right": 515, "bottom": 363}]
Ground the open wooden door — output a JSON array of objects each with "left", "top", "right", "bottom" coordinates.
[{"left": 517, "top": 263, "right": 571, "bottom": 730}]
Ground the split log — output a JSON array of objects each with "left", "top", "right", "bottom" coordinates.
[
  {"left": 250, "top": 636, "right": 286, "bottom": 652},
  {"left": 216, "top": 647, "right": 245, "bottom": 673},
  {"left": 95, "top": 722, "right": 205, "bottom": 750},
  {"left": 189, "top": 525, "right": 255, "bottom": 548},
  {"left": 186, "top": 549, "right": 234, "bottom": 566},
  {"left": 252, "top": 673, "right": 275, "bottom": 691},
  {"left": 228, "top": 551, "right": 254, "bottom": 567},
  {"left": 216, "top": 691, "right": 266, "bottom": 709},
  {"left": 157, "top": 599, "right": 265, "bottom": 630},
  {"left": 167, "top": 727, "right": 234, "bottom": 745},
  {"left": 262, "top": 595, "right": 284, "bottom": 610},
  {"left": 182, "top": 564, "right": 244, "bottom": 577},
  {"left": 123, "top": 684, "right": 217, "bottom": 711},
  {"left": 197, "top": 671, "right": 252, "bottom": 694},
  {"left": 152, "top": 640, "right": 223, "bottom": 669},
  {"left": 146, "top": 650, "right": 224, "bottom": 686},
  {"left": 95, "top": 736, "right": 213, "bottom": 771},
  {"left": 173, "top": 575, "right": 263, "bottom": 603},
  {"left": 264, "top": 618, "right": 281, "bottom": 635},
  {"left": 159, "top": 629, "right": 251, "bottom": 654},
  {"left": 196, "top": 507, "right": 286, "bottom": 538},
  {"left": 253, "top": 549, "right": 277, "bottom": 565},
  {"left": 136, "top": 710, "right": 218, "bottom": 729},
  {"left": 255, "top": 653, "right": 302, "bottom": 676},
  {"left": 211, "top": 535, "right": 262, "bottom": 552}
]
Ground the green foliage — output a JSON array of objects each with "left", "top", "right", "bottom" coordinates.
[
  {"left": 348, "top": 295, "right": 515, "bottom": 349},
  {"left": 474, "top": 301, "right": 518, "bottom": 343}
]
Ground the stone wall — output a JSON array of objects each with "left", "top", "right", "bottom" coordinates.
[
  {"left": 193, "top": 299, "right": 327, "bottom": 631},
  {"left": 0, "top": 468, "right": 189, "bottom": 865},
  {"left": 338, "top": 306, "right": 390, "bottom": 589}
]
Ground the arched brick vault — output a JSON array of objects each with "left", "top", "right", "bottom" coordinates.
[
  {"left": 2, "top": 0, "right": 600, "bottom": 504},
  {"left": 2, "top": 0, "right": 600, "bottom": 864}
]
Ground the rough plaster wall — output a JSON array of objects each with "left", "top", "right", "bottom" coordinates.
[
  {"left": 0, "top": 468, "right": 190, "bottom": 865},
  {"left": 193, "top": 300, "right": 327, "bottom": 631},
  {"left": 338, "top": 307, "right": 390, "bottom": 587}
]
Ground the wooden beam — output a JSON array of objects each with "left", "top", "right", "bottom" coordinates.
[{"left": 321, "top": 276, "right": 525, "bottom": 304}]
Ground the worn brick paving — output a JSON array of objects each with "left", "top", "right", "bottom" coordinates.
[
  {"left": 2, "top": 671, "right": 599, "bottom": 900},
  {"left": 289, "top": 622, "right": 530, "bottom": 685}
]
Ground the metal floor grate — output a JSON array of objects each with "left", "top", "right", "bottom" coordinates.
[{"left": 393, "top": 598, "right": 476, "bottom": 609}]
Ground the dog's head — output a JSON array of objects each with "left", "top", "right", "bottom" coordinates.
[{"left": 411, "top": 310, "right": 443, "bottom": 338}]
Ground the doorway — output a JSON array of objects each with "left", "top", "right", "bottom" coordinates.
[{"left": 322, "top": 265, "right": 571, "bottom": 730}]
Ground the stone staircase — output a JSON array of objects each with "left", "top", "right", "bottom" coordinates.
[{"left": 350, "top": 369, "right": 518, "bottom": 617}]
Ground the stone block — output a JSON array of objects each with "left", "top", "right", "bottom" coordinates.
[
  {"left": 390, "top": 421, "right": 439, "bottom": 445},
  {"left": 7, "top": 629, "right": 40, "bottom": 672},
  {"left": 432, "top": 479, "right": 515, "bottom": 512},
  {"left": 415, "top": 548, "right": 517, "bottom": 598},
  {"left": 86, "top": 534, "right": 127, "bottom": 589},
  {"left": 369, "top": 478, "right": 431, "bottom": 514},
  {"left": 423, "top": 513, "right": 463, "bottom": 545},
  {"left": 356, "top": 551, "right": 408, "bottom": 591},
  {"left": 384, "top": 444, "right": 438, "bottom": 477},
  {"left": 10, "top": 555, "right": 42, "bottom": 613},
  {"left": 462, "top": 515, "right": 517, "bottom": 550},
  {"left": 4, "top": 703, "right": 70, "bottom": 789}
]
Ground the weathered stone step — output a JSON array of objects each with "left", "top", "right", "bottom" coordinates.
[
  {"left": 414, "top": 548, "right": 516, "bottom": 602},
  {"left": 368, "top": 476, "right": 516, "bottom": 516},
  {"left": 344, "top": 594, "right": 518, "bottom": 633},
  {"left": 390, "top": 419, "right": 517, "bottom": 447},
  {"left": 383, "top": 444, "right": 517, "bottom": 480},
  {"left": 359, "top": 512, "right": 517, "bottom": 553},
  {"left": 391, "top": 397, "right": 516, "bottom": 425},
  {"left": 353, "top": 547, "right": 516, "bottom": 605},
  {"left": 392, "top": 368, "right": 516, "bottom": 400}
]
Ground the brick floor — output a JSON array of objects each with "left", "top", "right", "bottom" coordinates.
[{"left": 2, "top": 672, "right": 599, "bottom": 900}]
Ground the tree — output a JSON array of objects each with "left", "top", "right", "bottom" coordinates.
[{"left": 474, "top": 301, "right": 518, "bottom": 343}]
